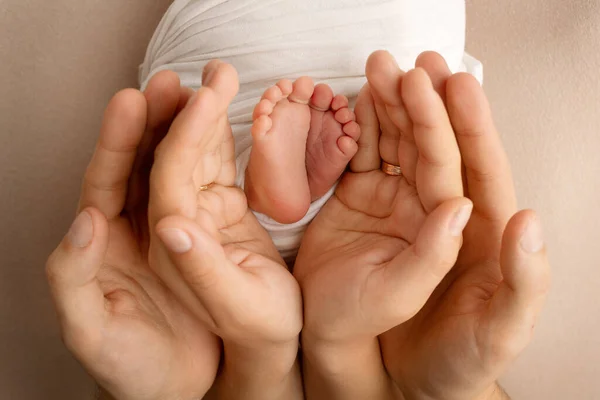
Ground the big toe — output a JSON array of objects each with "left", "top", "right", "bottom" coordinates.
[
  {"left": 288, "top": 76, "right": 315, "bottom": 105},
  {"left": 310, "top": 83, "right": 334, "bottom": 111}
]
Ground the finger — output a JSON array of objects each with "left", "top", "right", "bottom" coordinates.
[
  {"left": 154, "top": 213, "right": 251, "bottom": 334},
  {"left": 415, "top": 51, "right": 452, "bottom": 102},
  {"left": 46, "top": 208, "right": 108, "bottom": 356},
  {"left": 447, "top": 73, "right": 517, "bottom": 224},
  {"left": 350, "top": 83, "right": 381, "bottom": 172},
  {"left": 150, "top": 61, "right": 239, "bottom": 221},
  {"left": 414, "top": 52, "right": 464, "bottom": 193},
  {"left": 80, "top": 89, "right": 147, "bottom": 218},
  {"left": 366, "top": 51, "right": 417, "bottom": 183},
  {"left": 199, "top": 61, "right": 238, "bottom": 188},
  {"left": 369, "top": 197, "right": 473, "bottom": 331},
  {"left": 403, "top": 68, "right": 463, "bottom": 212},
  {"left": 373, "top": 89, "right": 404, "bottom": 166},
  {"left": 481, "top": 211, "right": 550, "bottom": 364},
  {"left": 127, "top": 71, "right": 181, "bottom": 211},
  {"left": 219, "top": 117, "right": 237, "bottom": 188},
  {"left": 176, "top": 86, "right": 196, "bottom": 115},
  {"left": 146, "top": 71, "right": 182, "bottom": 142},
  {"left": 164, "top": 60, "right": 238, "bottom": 170}
]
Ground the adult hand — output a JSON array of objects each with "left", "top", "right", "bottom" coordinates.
[
  {"left": 294, "top": 52, "right": 471, "bottom": 399},
  {"left": 147, "top": 61, "right": 303, "bottom": 399},
  {"left": 371, "top": 51, "right": 551, "bottom": 400},
  {"left": 46, "top": 72, "right": 220, "bottom": 400}
]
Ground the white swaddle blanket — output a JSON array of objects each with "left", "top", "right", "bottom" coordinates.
[{"left": 139, "top": 0, "right": 482, "bottom": 259}]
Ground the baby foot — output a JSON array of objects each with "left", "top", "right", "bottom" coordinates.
[
  {"left": 245, "top": 77, "right": 315, "bottom": 224},
  {"left": 306, "top": 84, "right": 361, "bottom": 200}
]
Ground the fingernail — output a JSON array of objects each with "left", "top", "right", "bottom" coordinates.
[
  {"left": 520, "top": 217, "right": 545, "bottom": 254},
  {"left": 67, "top": 211, "right": 93, "bottom": 248},
  {"left": 449, "top": 204, "right": 473, "bottom": 237},
  {"left": 158, "top": 229, "right": 193, "bottom": 254}
]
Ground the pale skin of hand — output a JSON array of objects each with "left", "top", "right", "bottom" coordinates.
[
  {"left": 375, "top": 51, "right": 550, "bottom": 400},
  {"left": 295, "top": 53, "right": 472, "bottom": 400},
  {"left": 147, "top": 60, "right": 303, "bottom": 400},
  {"left": 296, "top": 51, "right": 550, "bottom": 400},
  {"left": 48, "top": 61, "right": 304, "bottom": 400},
  {"left": 46, "top": 71, "right": 221, "bottom": 400}
]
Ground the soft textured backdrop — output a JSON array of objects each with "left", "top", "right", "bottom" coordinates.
[{"left": 0, "top": 0, "right": 597, "bottom": 398}]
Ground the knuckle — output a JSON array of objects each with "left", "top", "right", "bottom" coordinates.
[
  {"left": 184, "top": 264, "right": 220, "bottom": 293},
  {"left": 418, "top": 151, "right": 452, "bottom": 169},
  {"left": 82, "top": 175, "right": 127, "bottom": 194},
  {"left": 466, "top": 165, "right": 497, "bottom": 184},
  {"left": 457, "top": 126, "right": 485, "bottom": 138},
  {"left": 486, "top": 333, "right": 528, "bottom": 366},
  {"left": 61, "top": 325, "right": 102, "bottom": 359},
  {"left": 533, "top": 265, "right": 552, "bottom": 298},
  {"left": 45, "top": 253, "right": 63, "bottom": 287}
]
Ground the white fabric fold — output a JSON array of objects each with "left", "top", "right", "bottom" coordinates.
[{"left": 140, "top": 0, "right": 479, "bottom": 258}]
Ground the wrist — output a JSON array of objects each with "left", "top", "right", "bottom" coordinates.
[
  {"left": 473, "top": 383, "right": 510, "bottom": 400},
  {"left": 210, "top": 339, "right": 302, "bottom": 400},
  {"left": 301, "top": 334, "right": 380, "bottom": 374},
  {"left": 223, "top": 338, "right": 300, "bottom": 379},
  {"left": 301, "top": 335, "right": 396, "bottom": 400}
]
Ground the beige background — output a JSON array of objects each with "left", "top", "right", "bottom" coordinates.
[{"left": 0, "top": 0, "right": 598, "bottom": 398}]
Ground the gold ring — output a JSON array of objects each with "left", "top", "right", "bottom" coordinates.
[
  {"left": 199, "top": 183, "right": 214, "bottom": 191},
  {"left": 381, "top": 161, "right": 402, "bottom": 176}
]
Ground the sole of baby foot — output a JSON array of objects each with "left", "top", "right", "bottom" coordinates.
[
  {"left": 306, "top": 84, "right": 361, "bottom": 201},
  {"left": 246, "top": 77, "right": 315, "bottom": 224}
]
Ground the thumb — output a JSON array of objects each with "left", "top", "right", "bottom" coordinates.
[
  {"left": 155, "top": 213, "right": 248, "bottom": 333},
  {"left": 46, "top": 208, "right": 108, "bottom": 355},
  {"left": 371, "top": 197, "right": 473, "bottom": 332},
  {"left": 482, "top": 211, "right": 551, "bottom": 363}
]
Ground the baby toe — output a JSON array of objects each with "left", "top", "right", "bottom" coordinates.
[
  {"left": 251, "top": 115, "right": 273, "bottom": 138},
  {"left": 276, "top": 79, "right": 294, "bottom": 97},
  {"left": 337, "top": 136, "right": 359, "bottom": 158},
  {"left": 335, "top": 108, "right": 355, "bottom": 125},
  {"left": 262, "top": 85, "right": 284, "bottom": 103},
  {"left": 342, "top": 121, "right": 361, "bottom": 141},
  {"left": 253, "top": 98, "right": 275, "bottom": 120},
  {"left": 331, "top": 94, "right": 349, "bottom": 112}
]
